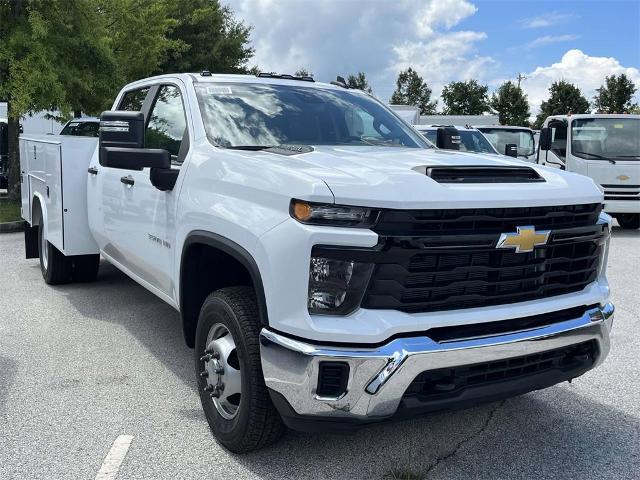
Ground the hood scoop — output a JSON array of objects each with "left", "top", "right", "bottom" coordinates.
[{"left": 414, "top": 166, "right": 545, "bottom": 184}]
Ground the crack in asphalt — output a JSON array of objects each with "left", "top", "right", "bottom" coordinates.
[{"left": 423, "top": 400, "right": 507, "bottom": 477}]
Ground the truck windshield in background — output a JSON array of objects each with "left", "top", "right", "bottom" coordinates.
[
  {"left": 571, "top": 117, "right": 640, "bottom": 160},
  {"left": 480, "top": 128, "right": 535, "bottom": 156},
  {"left": 418, "top": 128, "right": 498, "bottom": 154},
  {"left": 195, "top": 83, "right": 427, "bottom": 149}
]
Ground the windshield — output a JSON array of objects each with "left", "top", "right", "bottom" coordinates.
[
  {"left": 60, "top": 121, "right": 99, "bottom": 137},
  {"left": 418, "top": 129, "right": 498, "bottom": 154},
  {"left": 479, "top": 128, "right": 535, "bottom": 156},
  {"left": 571, "top": 118, "right": 640, "bottom": 160},
  {"left": 195, "top": 83, "right": 427, "bottom": 149}
]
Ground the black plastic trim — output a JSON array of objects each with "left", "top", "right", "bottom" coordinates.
[{"left": 180, "top": 231, "right": 269, "bottom": 346}]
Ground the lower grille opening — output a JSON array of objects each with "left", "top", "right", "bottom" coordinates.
[
  {"left": 403, "top": 341, "right": 597, "bottom": 400},
  {"left": 316, "top": 361, "right": 350, "bottom": 398}
]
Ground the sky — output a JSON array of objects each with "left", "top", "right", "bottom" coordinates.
[{"left": 227, "top": 0, "right": 640, "bottom": 114}]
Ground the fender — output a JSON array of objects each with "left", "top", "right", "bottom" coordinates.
[{"left": 179, "top": 230, "right": 270, "bottom": 346}]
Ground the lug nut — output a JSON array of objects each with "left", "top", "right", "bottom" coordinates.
[
  {"left": 204, "top": 385, "right": 214, "bottom": 392},
  {"left": 210, "top": 391, "right": 221, "bottom": 399},
  {"left": 205, "top": 349, "right": 220, "bottom": 359},
  {"left": 199, "top": 371, "right": 208, "bottom": 378},
  {"left": 200, "top": 354, "right": 211, "bottom": 362}
]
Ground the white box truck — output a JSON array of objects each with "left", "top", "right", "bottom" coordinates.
[{"left": 538, "top": 114, "right": 640, "bottom": 229}]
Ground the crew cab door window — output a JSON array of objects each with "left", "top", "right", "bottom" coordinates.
[
  {"left": 118, "top": 87, "right": 150, "bottom": 111},
  {"left": 145, "top": 85, "right": 187, "bottom": 163}
]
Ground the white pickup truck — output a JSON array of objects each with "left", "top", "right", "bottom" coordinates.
[{"left": 20, "top": 72, "right": 614, "bottom": 453}]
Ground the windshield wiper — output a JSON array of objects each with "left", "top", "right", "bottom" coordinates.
[
  {"left": 224, "top": 145, "right": 277, "bottom": 151},
  {"left": 573, "top": 150, "right": 616, "bottom": 164},
  {"left": 614, "top": 155, "right": 640, "bottom": 159}
]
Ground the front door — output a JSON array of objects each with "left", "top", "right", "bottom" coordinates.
[{"left": 96, "top": 83, "right": 189, "bottom": 301}]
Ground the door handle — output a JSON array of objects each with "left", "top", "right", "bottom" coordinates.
[
  {"left": 120, "top": 175, "right": 134, "bottom": 186},
  {"left": 87, "top": 167, "right": 98, "bottom": 175}
]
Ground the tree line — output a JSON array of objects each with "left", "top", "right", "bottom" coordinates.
[{"left": 387, "top": 67, "right": 638, "bottom": 129}]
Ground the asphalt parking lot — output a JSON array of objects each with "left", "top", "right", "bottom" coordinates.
[{"left": 1, "top": 227, "right": 639, "bottom": 480}]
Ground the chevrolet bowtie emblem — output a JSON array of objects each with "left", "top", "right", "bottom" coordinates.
[
  {"left": 617, "top": 175, "right": 630, "bottom": 181},
  {"left": 496, "top": 226, "right": 550, "bottom": 253}
]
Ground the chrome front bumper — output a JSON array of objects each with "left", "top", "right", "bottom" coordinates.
[{"left": 260, "top": 303, "right": 614, "bottom": 420}]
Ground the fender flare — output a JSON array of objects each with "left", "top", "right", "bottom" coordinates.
[{"left": 179, "top": 230, "right": 270, "bottom": 344}]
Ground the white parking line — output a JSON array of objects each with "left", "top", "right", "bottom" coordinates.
[{"left": 94, "top": 435, "right": 134, "bottom": 480}]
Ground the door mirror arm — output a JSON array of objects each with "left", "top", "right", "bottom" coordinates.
[{"left": 150, "top": 167, "right": 179, "bottom": 191}]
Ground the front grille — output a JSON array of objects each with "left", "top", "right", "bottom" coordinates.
[
  {"left": 351, "top": 203, "right": 606, "bottom": 313},
  {"left": 603, "top": 185, "right": 640, "bottom": 202},
  {"left": 373, "top": 203, "right": 601, "bottom": 236},
  {"left": 403, "top": 341, "right": 597, "bottom": 399},
  {"left": 362, "top": 237, "right": 603, "bottom": 313}
]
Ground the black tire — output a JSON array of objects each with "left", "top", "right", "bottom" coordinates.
[
  {"left": 72, "top": 254, "right": 100, "bottom": 282},
  {"left": 617, "top": 213, "right": 640, "bottom": 230},
  {"left": 37, "top": 224, "right": 72, "bottom": 285},
  {"left": 195, "top": 286, "right": 285, "bottom": 453}
]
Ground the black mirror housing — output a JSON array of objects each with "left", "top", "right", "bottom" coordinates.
[
  {"left": 504, "top": 143, "right": 518, "bottom": 157},
  {"left": 100, "top": 147, "right": 170, "bottom": 170},
  {"left": 539, "top": 127, "right": 552, "bottom": 150},
  {"left": 99, "top": 111, "right": 145, "bottom": 150},
  {"left": 436, "top": 127, "right": 461, "bottom": 150}
]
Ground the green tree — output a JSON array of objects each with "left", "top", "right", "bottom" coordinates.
[
  {"left": 0, "top": 0, "right": 117, "bottom": 200},
  {"left": 157, "top": 0, "right": 253, "bottom": 74},
  {"left": 441, "top": 79, "right": 489, "bottom": 115},
  {"left": 101, "top": 0, "right": 183, "bottom": 84},
  {"left": 346, "top": 72, "right": 372, "bottom": 93},
  {"left": 490, "top": 81, "right": 531, "bottom": 126},
  {"left": 533, "top": 80, "right": 590, "bottom": 129},
  {"left": 390, "top": 68, "right": 437, "bottom": 115},
  {"left": 592, "top": 73, "right": 638, "bottom": 113}
]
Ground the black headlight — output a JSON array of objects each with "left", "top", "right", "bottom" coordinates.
[
  {"left": 308, "top": 256, "right": 373, "bottom": 315},
  {"left": 290, "top": 199, "right": 380, "bottom": 228}
]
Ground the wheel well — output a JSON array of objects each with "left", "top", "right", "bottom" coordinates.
[
  {"left": 180, "top": 239, "right": 267, "bottom": 348},
  {"left": 31, "top": 196, "right": 42, "bottom": 225}
]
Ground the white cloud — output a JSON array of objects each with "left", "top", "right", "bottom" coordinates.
[
  {"left": 519, "top": 12, "right": 575, "bottom": 29},
  {"left": 227, "top": 0, "right": 490, "bottom": 101},
  {"left": 521, "top": 49, "right": 640, "bottom": 113},
  {"left": 525, "top": 34, "right": 580, "bottom": 49},
  {"left": 390, "top": 31, "right": 495, "bottom": 98}
]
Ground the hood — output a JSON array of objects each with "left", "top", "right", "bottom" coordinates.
[{"left": 242, "top": 145, "right": 603, "bottom": 210}]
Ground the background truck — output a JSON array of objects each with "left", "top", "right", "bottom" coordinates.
[
  {"left": 21, "top": 72, "right": 614, "bottom": 453},
  {"left": 476, "top": 125, "right": 537, "bottom": 161},
  {"left": 537, "top": 114, "right": 640, "bottom": 229}
]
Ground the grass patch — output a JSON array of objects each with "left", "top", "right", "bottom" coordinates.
[
  {"left": 0, "top": 199, "right": 22, "bottom": 223},
  {"left": 383, "top": 468, "right": 425, "bottom": 480}
]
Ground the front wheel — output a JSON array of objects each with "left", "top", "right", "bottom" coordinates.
[
  {"left": 195, "top": 287, "right": 285, "bottom": 453},
  {"left": 38, "top": 224, "right": 72, "bottom": 284},
  {"left": 617, "top": 213, "right": 640, "bottom": 230}
]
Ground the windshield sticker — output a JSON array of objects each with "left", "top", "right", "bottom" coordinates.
[
  {"left": 207, "top": 86, "right": 233, "bottom": 95},
  {"left": 614, "top": 124, "right": 624, "bottom": 129}
]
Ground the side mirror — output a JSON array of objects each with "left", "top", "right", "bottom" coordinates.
[
  {"left": 99, "top": 110, "right": 170, "bottom": 170},
  {"left": 539, "top": 127, "right": 551, "bottom": 150},
  {"left": 504, "top": 143, "right": 518, "bottom": 158},
  {"left": 436, "top": 127, "right": 461, "bottom": 150}
]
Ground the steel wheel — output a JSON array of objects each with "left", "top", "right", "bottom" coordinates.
[{"left": 201, "top": 323, "right": 242, "bottom": 420}]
